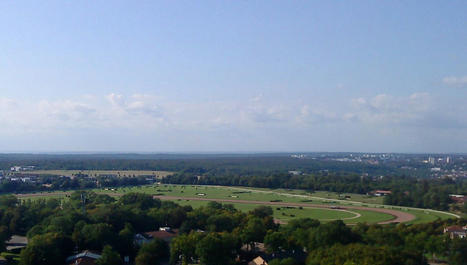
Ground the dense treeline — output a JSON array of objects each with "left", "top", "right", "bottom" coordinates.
[
  {"left": 383, "top": 179, "right": 460, "bottom": 210},
  {"left": 164, "top": 173, "right": 466, "bottom": 211},
  {"left": 0, "top": 175, "right": 151, "bottom": 194},
  {"left": 0, "top": 193, "right": 465, "bottom": 265},
  {"left": 0, "top": 154, "right": 430, "bottom": 177},
  {"left": 1, "top": 155, "right": 465, "bottom": 211}
]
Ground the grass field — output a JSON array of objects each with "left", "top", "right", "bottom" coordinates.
[
  {"left": 17, "top": 170, "right": 172, "bottom": 178},
  {"left": 15, "top": 184, "right": 457, "bottom": 225},
  {"left": 100, "top": 185, "right": 388, "bottom": 208},
  {"left": 344, "top": 209, "right": 394, "bottom": 224},
  {"left": 172, "top": 199, "right": 362, "bottom": 222},
  {"left": 253, "top": 188, "right": 385, "bottom": 204},
  {"left": 405, "top": 209, "right": 454, "bottom": 224}
]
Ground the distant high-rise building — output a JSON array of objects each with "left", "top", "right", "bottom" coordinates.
[
  {"left": 446, "top": 156, "right": 451, "bottom": 164},
  {"left": 428, "top": 157, "right": 435, "bottom": 165}
]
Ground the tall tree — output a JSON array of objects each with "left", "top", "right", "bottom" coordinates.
[
  {"left": 135, "top": 238, "right": 169, "bottom": 265},
  {"left": 19, "top": 233, "right": 73, "bottom": 265},
  {"left": 96, "top": 245, "right": 122, "bottom": 265}
]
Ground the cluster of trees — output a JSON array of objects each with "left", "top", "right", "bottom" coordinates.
[
  {"left": 0, "top": 175, "right": 151, "bottom": 194},
  {"left": 0, "top": 192, "right": 179, "bottom": 265},
  {"left": 0, "top": 192, "right": 465, "bottom": 265},
  {"left": 383, "top": 179, "right": 460, "bottom": 210},
  {"left": 0, "top": 154, "right": 433, "bottom": 178}
]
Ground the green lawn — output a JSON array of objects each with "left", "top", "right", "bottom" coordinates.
[
  {"left": 267, "top": 189, "right": 385, "bottom": 204},
  {"left": 14, "top": 184, "right": 458, "bottom": 225},
  {"left": 344, "top": 209, "right": 394, "bottom": 224},
  {"left": 173, "top": 199, "right": 361, "bottom": 222},
  {"left": 405, "top": 209, "right": 454, "bottom": 224}
]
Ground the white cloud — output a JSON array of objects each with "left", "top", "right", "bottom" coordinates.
[
  {"left": 0, "top": 97, "right": 17, "bottom": 109},
  {"left": 443, "top": 76, "right": 467, "bottom": 86},
  {"left": 298, "top": 105, "right": 339, "bottom": 124},
  {"left": 346, "top": 92, "right": 466, "bottom": 129},
  {"left": 0, "top": 92, "right": 465, "bottom": 152}
]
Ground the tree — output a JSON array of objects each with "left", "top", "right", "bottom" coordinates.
[
  {"left": 306, "top": 243, "right": 426, "bottom": 265},
  {"left": 0, "top": 195, "right": 18, "bottom": 209},
  {"left": 425, "top": 235, "right": 446, "bottom": 260},
  {"left": 170, "top": 232, "right": 200, "bottom": 265},
  {"left": 241, "top": 218, "right": 267, "bottom": 250},
  {"left": 250, "top": 206, "right": 273, "bottom": 219},
  {"left": 269, "top": 258, "right": 298, "bottom": 265},
  {"left": 195, "top": 232, "right": 239, "bottom": 265},
  {"left": 74, "top": 223, "right": 117, "bottom": 251},
  {"left": 116, "top": 223, "right": 136, "bottom": 256},
  {"left": 119, "top": 193, "right": 160, "bottom": 210},
  {"left": 206, "top": 214, "right": 235, "bottom": 232},
  {"left": 96, "top": 245, "right": 122, "bottom": 265},
  {"left": 264, "top": 231, "right": 287, "bottom": 253},
  {"left": 135, "top": 238, "right": 169, "bottom": 265},
  {"left": 0, "top": 225, "right": 9, "bottom": 252},
  {"left": 448, "top": 238, "right": 467, "bottom": 265},
  {"left": 19, "top": 233, "right": 73, "bottom": 265},
  {"left": 308, "top": 220, "right": 359, "bottom": 250}
]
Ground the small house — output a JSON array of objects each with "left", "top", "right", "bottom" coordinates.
[
  {"left": 66, "top": 250, "right": 101, "bottom": 265},
  {"left": 443, "top": 225, "right": 467, "bottom": 239},
  {"left": 249, "top": 256, "right": 268, "bottom": 265},
  {"left": 135, "top": 227, "right": 179, "bottom": 245},
  {"left": 372, "top": 190, "right": 392, "bottom": 196}
]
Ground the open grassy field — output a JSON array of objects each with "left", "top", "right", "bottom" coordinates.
[
  {"left": 171, "top": 199, "right": 368, "bottom": 223},
  {"left": 107, "top": 185, "right": 311, "bottom": 203},
  {"left": 249, "top": 188, "right": 385, "bottom": 204},
  {"left": 15, "top": 184, "right": 457, "bottom": 225},
  {"left": 285, "top": 190, "right": 384, "bottom": 204},
  {"left": 98, "top": 185, "right": 392, "bottom": 210},
  {"left": 17, "top": 170, "right": 172, "bottom": 178},
  {"left": 405, "top": 209, "right": 454, "bottom": 224}
]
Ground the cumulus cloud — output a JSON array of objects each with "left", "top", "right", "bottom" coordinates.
[
  {"left": 346, "top": 92, "right": 466, "bottom": 129},
  {"left": 0, "top": 92, "right": 465, "bottom": 152},
  {"left": 0, "top": 98, "right": 17, "bottom": 109},
  {"left": 298, "top": 105, "right": 339, "bottom": 124},
  {"left": 106, "top": 93, "right": 164, "bottom": 118},
  {"left": 443, "top": 76, "right": 467, "bottom": 86}
]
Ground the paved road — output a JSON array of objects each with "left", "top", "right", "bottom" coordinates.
[{"left": 16, "top": 191, "right": 415, "bottom": 224}]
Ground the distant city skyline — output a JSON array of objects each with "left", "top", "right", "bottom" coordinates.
[{"left": 0, "top": 1, "right": 466, "bottom": 153}]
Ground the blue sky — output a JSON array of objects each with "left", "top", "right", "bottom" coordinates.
[{"left": 0, "top": 1, "right": 466, "bottom": 153}]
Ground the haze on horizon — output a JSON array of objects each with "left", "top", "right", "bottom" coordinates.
[{"left": 1, "top": 1, "right": 466, "bottom": 153}]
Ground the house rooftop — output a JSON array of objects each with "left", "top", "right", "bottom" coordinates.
[
  {"left": 145, "top": 229, "right": 178, "bottom": 240},
  {"left": 6, "top": 235, "right": 28, "bottom": 251},
  {"left": 66, "top": 250, "right": 101, "bottom": 263},
  {"left": 444, "top": 225, "right": 466, "bottom": 233},
  {"left": 249, "top": 256, "right": 268, "bottom": 265}
]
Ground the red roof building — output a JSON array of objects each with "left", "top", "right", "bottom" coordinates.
[
  {"left": 443, "top": 225, "right": 467, "bottom": 239},
  {"left": 144, "top": 229, "right": 179, "bottom": 243}
]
